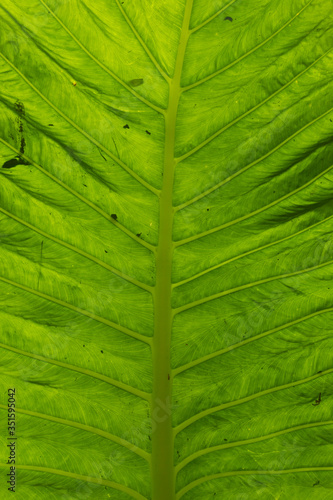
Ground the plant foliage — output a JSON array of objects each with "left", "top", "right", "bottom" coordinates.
[{"left": 0, "top": 0, "right": 333, "bottom": 498}]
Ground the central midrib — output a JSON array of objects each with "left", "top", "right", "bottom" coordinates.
[{"left": 151, "top": 1, "right": 194, "bottom": 499}]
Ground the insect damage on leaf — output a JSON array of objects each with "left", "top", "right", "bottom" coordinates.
[
  {"left": 312, "top": 393, "right": 322, "bottom": 406},
  {"left": 20, "top": 137, "right": 26, "bottom": 155},
  {"left": 1, "top": 1, "right": 332, "bottom": 499},
  {"left": 2, "top": 157, "right": 30, "bottom": 169},
  {"left": 15, "top": 100, "right": 25, "bottom": 116},
  {"left": 2, "top": 157, "right": 22, "bottom": 169}
]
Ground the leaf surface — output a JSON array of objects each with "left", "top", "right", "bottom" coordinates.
[{"left": 0, "top": 0, "right": 333, "bottom": 499}]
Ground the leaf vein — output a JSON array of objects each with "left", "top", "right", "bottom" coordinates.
[
  {"left": 0, "top": 462, "right": 148, "bottom": 499},
  {"left": 182, "top": 0, "right": 314, "bottom": 92},
  {"left": 0, "top": 51, "right": 159, "bottom": 195},
  {"left": 190, "top": 0, "right": 238, "bottom": 34},
  {"left": 174, "top": 107, "right": 333, "bottom": 247},
  {"left": 37, "top": 0, "right": 165, "bottom": 114},
  {"left": 0, "top": 206, "right": 153, "bottom": 293},
  {"left": 173, "top": 307, "right": 333, "bottom": 376},
  {"left": 176, "top": 467, "right": 333, "bottom": 499},
  {"left": 174, "top": 368, "right": 333, "bottom": 435},
  {"left": 175, "top": 420, "right": 333, "bottom": 473},
  {"left": 0, "top": 340, "right": 151, "bottom": 401},
  {"left": 0, "top": 137, "right": 156, "bottom": 253},
  {"left": 114, "top": 0, "right": 170, "bottom": 82},
  {"left": 173, "top": 212, "right": 333, "bottom": 289},
  {"left": 173, "top": 257, "right": 333, "bottom": 315},
  {"left": 0, "top": 275, "right": 152, "bottom": 345},
  {"left": 175, "top": 49, "right": 331, "bottom": 168}
]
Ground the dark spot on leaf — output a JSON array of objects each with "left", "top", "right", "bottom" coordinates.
[
  {"left": 207, "top": 208, "right": 210, "bottom": 211},
  {"left": 48, "top": 124, "right": 54, "bottom": 126},
  {"left": 83, "top": 184, "right": 87, "bottom": 187},
  {"left": 2, "top": 158, "right": 21, "bottom": 169},
  {"left": 105, "top": 250, "right": 108, "bottom": 253},
  {"left": 101, "top": 350, "right": 103, "bottom": 354},
  {"left": 168, "top": 374, "right": 170, "bottom": 380},
  {"left": 123, "top": 124, "right": 130, "bottom": 129},
  {"left": 317, "top": 371, "right": 322, "bottom": 373},
  {"left": 15, "top": 100, "right": 25, "bottom": 116},
  {"left": 20, "top": 137, "right": 26, "bottom": 154},
  {"left": 111, "top": 214, "right": 118, "bottom": 220},
  {"left": 83, "top": 345, "right": 85, "bottom": 347},
  {"left": 129, "top": 78, "right": 144, "bottom": 87},
  {"left": 18, "top": 122, "right": 24, "bottom": 133},
  {"left": 146, "top": 130, "right": 151, "bottom": 135},
  {"left": 313, "top": 481, "right": 320, "bottom": 486},
  {"left": 224, "top": 438, "right": 228, "bottom": 441},
  {"left": 136, "top": 233, "right": 142, "bottom": 238},
  {"left": 224, "top": 16, "right": 233, "bottom": 21},
  {"left": 148, "top": 435, "right": 151, "bottom": 440},
  {"left": 2, "top": 156, "right": 29, "bottom": 169}
]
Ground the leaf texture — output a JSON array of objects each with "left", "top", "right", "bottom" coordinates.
[{"left": 0, "top": 0, "right": 332, "bottom": 499}]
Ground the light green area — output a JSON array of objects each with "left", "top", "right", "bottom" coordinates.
[{"left": 0, "top": 0, "right": 332, "bottom": 499}]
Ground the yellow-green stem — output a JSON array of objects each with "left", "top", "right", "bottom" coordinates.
[{"left": 151, "top": 1, "right": 193, "bottom": 498}]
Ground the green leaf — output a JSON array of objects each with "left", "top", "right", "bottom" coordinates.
[{"left": 0, "top": 0, "right": 333, "bottom": 499}]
